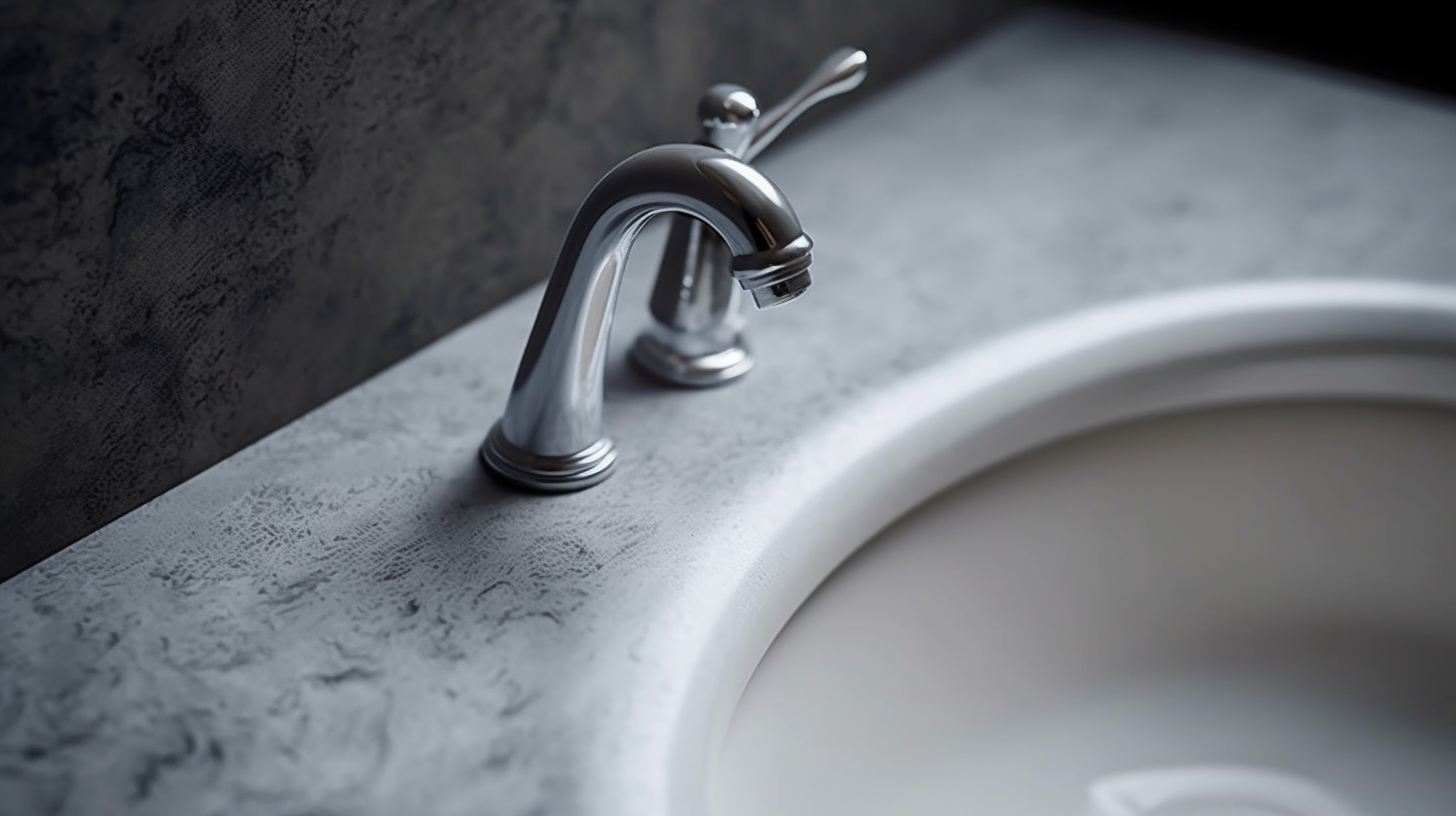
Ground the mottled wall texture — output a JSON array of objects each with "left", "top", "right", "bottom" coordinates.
[{"left": 0, "top": 0, "right": 1018, "bottom": 579}]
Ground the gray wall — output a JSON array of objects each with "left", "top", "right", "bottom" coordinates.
[{"left": 0, "top": 0, "right": 1017, "bottom": 579}]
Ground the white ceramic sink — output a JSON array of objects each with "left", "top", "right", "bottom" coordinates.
[{"left": 705, "top": 282, "right": 1456, "bottom": 816}]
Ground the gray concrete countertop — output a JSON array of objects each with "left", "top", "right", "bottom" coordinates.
[{"left": 3, "top": 9, "right": 1454, "bottom": 816}]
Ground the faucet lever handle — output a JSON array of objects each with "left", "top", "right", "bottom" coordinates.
[
  {"left": 696, "top": 48, "right": 868, "bottom": 161},
  {"left": 745, "top": 47, "right": 867, "bottom": 161},
  {"left": 631, "top": 47, "right": 866, "bottom": 388}
]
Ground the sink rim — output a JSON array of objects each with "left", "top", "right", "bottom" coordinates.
[{"left": 641, "top": 279, "right": 1456, "bottom": 814}]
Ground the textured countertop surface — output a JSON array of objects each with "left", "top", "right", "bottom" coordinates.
[{"left": 3, "top": 9, "right": 1454, "bottom": 816}]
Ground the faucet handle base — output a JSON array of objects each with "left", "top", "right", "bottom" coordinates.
[
  {"left": 629, "top": 332, "right": 754, "bottom": 388},
  {"left": 481, "top": 422, "right": 617, "bottom": 492}
]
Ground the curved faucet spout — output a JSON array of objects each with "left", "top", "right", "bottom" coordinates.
[{"left": 482, "top": 143, "right": 814, "bottom": 492}]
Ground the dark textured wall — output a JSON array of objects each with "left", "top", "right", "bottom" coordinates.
[
  {"left": 1077, "top": 0, "right": 1456, "bottom": 99},
  {"left": 0, "top": 0, "right": 1018, "bottom": 579}
]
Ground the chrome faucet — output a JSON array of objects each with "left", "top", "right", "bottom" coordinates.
[
  {"left": 481, "top": 143, "right": 814, "bottom": 491},
  {"left": 631, "top": 48, "right": 868, "bottom": 386}
]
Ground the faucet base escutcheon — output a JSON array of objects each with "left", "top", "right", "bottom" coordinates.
[
  {"left": 630, "top": 332, "right": 755, "bottom": 387},
  {"left": 481, "top": 422, "right": 617, "bottom": 492}
]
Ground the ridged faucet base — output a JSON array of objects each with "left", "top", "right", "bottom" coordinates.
[{"left": 481, "top": 423, "right": 617, "bottom": 492}]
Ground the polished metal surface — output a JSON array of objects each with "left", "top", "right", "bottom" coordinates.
[
  {"left": 482, "top": 143, "right": 814, "bottom": 491},
  {"left": 631, "top": 48, "right": 867, "bottom": 387}
]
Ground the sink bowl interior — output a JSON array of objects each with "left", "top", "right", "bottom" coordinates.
[{"left": 713, "top": 400, "right": 1456, "bottom": 815}]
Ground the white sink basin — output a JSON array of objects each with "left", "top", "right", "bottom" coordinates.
[{"left": 703, "top": 282, "right": 1456, "bottom": 816}]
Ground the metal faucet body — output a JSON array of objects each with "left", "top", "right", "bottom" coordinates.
[
  {"left": 631, "top": 48, "right": 867, "bottom": 387},
  {"left": 482, "top": 143, "right": 813, "bottom": 491}
]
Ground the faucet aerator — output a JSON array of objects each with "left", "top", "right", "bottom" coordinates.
[
  {"left": 749, "top": 267, "right": 812, "bottom": 309},
  {"left": 732, "top": 234, "right": 814, "bottom": 310}
]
